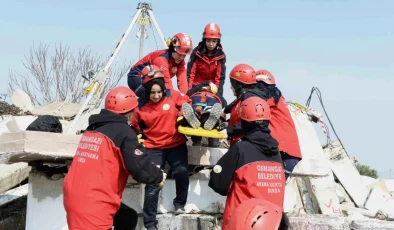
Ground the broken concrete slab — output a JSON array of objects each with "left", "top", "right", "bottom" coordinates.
[
  {"left": 289, "top": 105, "right": 342, "bottom": 215},
  {"left": 325, "top": 141, "right": 369, "bottom": 208},
  {"left": 29, "top": 101, "right": 88, "bottom": 120},
  {"left": 134, "top": 214, "right": 394, "bottom": 230},
  {"left": 383, "top": 179, "right": 394, "bottom": 195},
  {"left": 6, "top": 116, "right": 37, "bottom": 132},
  {"left": 367, "top": 180, "right": 391, "bottom": 194},
  {"left": 0, "top": 191, "right": 27, "bottom": 230},
  {"left": 364, "top": 187, "right": 394, "bottom": 219},
  {"left": 136, "top": 214, "right": 222, "bottom": 230},
  {"left": 0, "top": 184, "right": 28, "bottom": 207},
  {"left": 187, "top": 146, "right": 227, "bottom": 166},
  {"left": 0, "top": 131, "right": 229, "bottom": 166},
  {"left": 349, "top": 219, "right": 394, "bottom": 230},
  {"left": 0, "top": 115, "right": 13, "bottom": 134},
  {"left": 284, "top": 177, "right": 305, "bottom": 215},
  {"left": 361, "top": 175, "right": 378, "bottom": 188},
  {"left": 0, "top": 131, "right": 81, "bottom": 164},
  {"left": 122, "top": 169, "right": 227, "bottom": 215},
  {"left": 0, "top": 163, "right": 31, "bottom": 193}
]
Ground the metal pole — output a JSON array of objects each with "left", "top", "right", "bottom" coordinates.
[
  {"left": 147, "top": 9, "right": 167, "bottom": 48},
  {"left": 139, "top": 24, "right": 146, "bottom": 59},
  {"left": 67, "top": 8, "right": 142, "bottom": 134},
  {"left": 104, "top": 9, "right": 142, "bottom": 72}
]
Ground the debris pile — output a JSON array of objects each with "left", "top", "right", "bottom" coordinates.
[
  {"left": 283, "top": 141, "right": 394, "bottom": 223},
  {"left": 0, "top": 100, "right": 394, "bottom": 230}
]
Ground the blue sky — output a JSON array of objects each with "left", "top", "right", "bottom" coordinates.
[{"left": 1, "top": 0, "right": 394, "bottom": 178}]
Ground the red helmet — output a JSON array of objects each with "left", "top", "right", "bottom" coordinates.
[
  {"left": 171, "top": 33, "right": 193, "bottom": 55},
  {"left": 228, "top": 199, "right": 283, "bottom": 230},
  {"left": 203, "top": 23, "right": 221, "bottom": 39},
  {"left": 229, "top": 64, "right": 256, "bottom": 85},
  {"left": 141, "top": 65, "right": 164, "bottom": 84},
  {"left": 105, "top": 86, "right": 138, "bottom": 114},
  {"left": 256, "top": 69, "right": 276, "bottom": 85},
  {"left": 239, "top": 96, "right": 271, "bottom": 121}
]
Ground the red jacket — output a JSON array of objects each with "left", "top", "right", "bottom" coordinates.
[
  {"left": 209, "top": 131, "right": 285, "bottom": 230},
  {"left": 63, "top": 110, "right": 163, "bottom": 230},
  {"left": 228, "top": 99, "right": 243, "bottom": 146},
  {"left": 268, "top": 96, "right": 302, "bottom": 159},
  {"left": 128, "top": 49, "right": 188, "bottom": 94},
  {"left": 187, "top": 43, "right": 226, "bottom": 95},
  {"left": 132, "top": 89, "right": 190, "bottom": 149}
]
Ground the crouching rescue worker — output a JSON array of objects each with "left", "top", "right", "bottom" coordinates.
[
  {"left": 127, "top": 33, "right": 193, "bottom": 98},
  {"left": 63, "top": 86, "right": 166, "bottom": 230},
  {"left": 178, "top": 80, "right": 227, "bottom": 147},
  {"left": 208, "top": 96, "right": 286, "bottom": 230},
  {"left": 228, "top": 198, "right": 290, "bottom": 230},
  {"left": 131, "top": 65, "right": 191, "bottom": 230},
  {"left": 256, "top": 69, "right": 302, "bottom": 180},
  {"left": 187, "top": 23, "right": 227, "bottom": 97}
]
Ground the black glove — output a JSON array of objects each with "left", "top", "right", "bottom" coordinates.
[
  {"left": 217, "top": 120, "right": 228, "bottom": 131},
  {"left": 223, "top": 103, "right": 234, "bottom": 114},
  {"left": 176, "top": 116, "right": 188, "bottom": 127}
]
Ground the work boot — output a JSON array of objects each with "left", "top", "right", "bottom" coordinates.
[
  {"left": 182, "top": 103, "right": 200, "bottom": 129},
  {"left": 174, "top": 207, "right": 186, "bottom": 215},
  {"left": 203, "top": 103, "right": 222, "bottom": 130}
]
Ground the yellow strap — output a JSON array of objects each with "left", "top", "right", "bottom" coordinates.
[{"left": 178, "top": 126, "right": 224, "bottom": 139}]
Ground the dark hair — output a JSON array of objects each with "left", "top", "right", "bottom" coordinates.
[
  {"left": 230, "top": 78, "right": 256, "bottom": 98},
  {"left": 168, "top": 43, "right": 175, "bottom": 54},
  {"left": 198, "top": 38, "right": 221, "bottom": 55},
  {"left": 143, "top": 78, "right": 166, "bottom": 101}
]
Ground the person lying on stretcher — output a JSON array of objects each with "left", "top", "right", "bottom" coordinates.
[{"left": 177, "top": 80, "right": 227, "bottom": 147}]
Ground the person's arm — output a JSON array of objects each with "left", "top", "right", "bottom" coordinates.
[
  {"left": 172, "top": 89, "right": 191, "bottom": 109},
  {"left": 226, "top": 122, "right": 244, "bottom": 136},
  {"left": 186, "top": 48, "right": 198, "bottom": 89},
  {"left": 130, "top": 108, "right": 141, "bottom": 134},
  {"left": 120, "top": 132, "right": 164, "bottom": 185},
  {"left": 216, "top": 55, "right": 226, "bottom": 96},
  {"left": 176, "top": 64, "right": 188, "bottom": 94},
  {"left": 152, "top": 56, "right": 174, "bottom": 90},
  {"left": 223, "top": 99, "right": 238, "bottom": 114},
  {"left": 208, "top": 145, "right": 240, "bottom": 196}
]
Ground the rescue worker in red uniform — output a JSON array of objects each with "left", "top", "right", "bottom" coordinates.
[
  {"left": 130, "top": 65, "right": 190, "bottom": 230},
  {"left": 127, "top": 33, "right": 193, "bottom": 97},
  {"left": 256, "top": 69, "right": 302, "bottom": 180},
  {"left": 178, "top": 80, "right": 227, "bottom": 147},
  {"left": 209, "top": 96, "right": 286, "bottom": 230},
  {"left": 220, "top": 64, "right": 267, "bottom": 146},
  {"left": 187, "top": 23, "right": 227, "bottom": 97},
  {"left": 228, "top": 198, "right": 290, "bottom": 230},
  {"left": 63, "top": 86, "right": 166, "bottom": 230}
]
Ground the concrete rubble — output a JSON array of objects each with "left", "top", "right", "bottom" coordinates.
[{"left": 1, "top": 101, "right": 394, "bottom": 230}]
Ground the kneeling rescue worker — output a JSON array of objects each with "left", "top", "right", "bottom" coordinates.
[
  {"left": 208, "top": 96, "right": 286, "bottom": 230},
  {"left": 63, "top": 86, "right": 166, "bottom": 230}
]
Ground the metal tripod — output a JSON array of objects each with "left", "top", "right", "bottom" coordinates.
[{"left": 66, "top": 2, "right": 167, "bottom": 134}]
